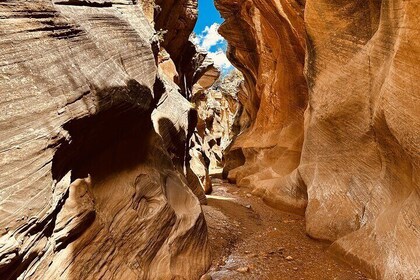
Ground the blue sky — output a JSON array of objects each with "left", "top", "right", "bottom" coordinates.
[{"left": 192, "top": 0, "right": 232, "bottom": 72}]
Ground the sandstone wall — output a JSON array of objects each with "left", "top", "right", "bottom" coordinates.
[
  {"left": 217, "top": 0, "right": 420, "bottom": 278},
  {"left": 215, "top": 0, "right": 309, "bottom": 213},
  {"left": 194, "top": 69, "right": 243, "bottom": 171},
  {"left": 0, "top": 1, "right": 210, "bottom": 279},
  {"left": 303, "top": 1, "right": 420, "bottom": 278}
]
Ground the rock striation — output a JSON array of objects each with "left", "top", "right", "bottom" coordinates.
[
  {"left": 303, "top": 1, "right": 420, "bottom": 279},
  {"left": 1, "top": 0, "right": 419, "bottom": 279},
  {"left": 0, "top": 1, "right": 210, "bottom": 279},
  {"left": 191, "top": 68, "right": 243, "bottom": 193},
  {"left": 216, "top": 0, "right": 420, "bottom": 279},
  {"left": 215, "top": 0, "right": 308, "bottom": 213}
]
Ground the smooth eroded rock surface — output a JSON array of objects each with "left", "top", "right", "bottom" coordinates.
[
  {"left": 217, "top": 0, "right": 420, "bottom": 279},
  {"left": 303, "top": 1, "right": 420, "bottom": 278},
  {"left": 215, "top": 0, "right": 308, "bottom": 213},
  {"left": 0, "top": 1, "right": 210, "bottom": 279}
]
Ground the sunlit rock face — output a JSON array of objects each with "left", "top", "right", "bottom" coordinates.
[
  {"left": 200, "top": 70, "right": 244, "bottom": 172},
  {"left": 154, "top": 42, "right": 223, "bottom": 200},
  {"left": 215, "top": 0, "right": 308, "bottom": 213},
  {"left": 188, "top": 56, "right": 221, "bottom": 194},
  {"left": 191, "top": 68, "right": 243, "bottom": 193},
  {"left": 217, "top": 0, "right": 420, "bottom": 278},
  {"left": 303, "top": 1, "right": 420, "bottom": 279},
  {"left": 154, "top": 0, "right": 223, "bottom": 199},
  {"left": 0, "top": 1, "right": 210, "bottom": 279}
]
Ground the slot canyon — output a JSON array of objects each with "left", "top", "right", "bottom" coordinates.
[{"left": 0, "top": 0, "right": 419, "bottom": 279}]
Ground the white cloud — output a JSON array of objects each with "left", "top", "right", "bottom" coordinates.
[
  {"left": 192, "top": 23, "right": 233, "bottom": 71},
  {"left": 199, "top": 23, "right": 224, "bottom": 50},
  {"left": 207, "top": 49, "right": 233, "bottom": 71}
]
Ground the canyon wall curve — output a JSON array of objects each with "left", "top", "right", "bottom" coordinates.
[
  {"left": 0, "top": 1, "right": 212, "bottom": 279},
  {"left": 0, "top": 0, "right": 419, "bottom": 279},
  {"left": 216, "top": 0, "right": 420, "bottom": 279}
]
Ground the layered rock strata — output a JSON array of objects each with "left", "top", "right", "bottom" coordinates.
[
  {"left": 215, "top": 0, "right": 308, "bottom": 213},
  {"left": 190, "top": 68, "right": 243, "bottom": 193},
  {"left": 303, "top": 1, "right": 420, "bottom": 278},
  {"left": 217, "top": 0, "right": 420, "bottom": 278},
  {"left": 196, "top": 69, "right": 244, "bottom": 171},
  {"left": 0, "top": 1, "right": 210, "bottom": 279},
  {"left": 188, "top": 56, "right": 221, "bottom": 194}
]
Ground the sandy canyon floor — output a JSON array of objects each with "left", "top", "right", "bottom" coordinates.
[{"left": 203, "top": 177, "right": 370, "bottom": 280}]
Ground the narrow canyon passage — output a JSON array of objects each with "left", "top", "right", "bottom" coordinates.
[
  {"left": 202, "top": 177, "right": 368, "bottom": 279},
  {"left": 0, "top": 0, "right": 418, "bottom": 279}
]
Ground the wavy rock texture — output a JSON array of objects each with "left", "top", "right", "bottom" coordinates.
[
  {"left": 190, "top": 66, "right": 245, "bottom": 194},
  {"left": 155, "top": 0, "right": 198, "bottom": 65},
  {"left": 215, "top": 0, "right": 308, "bottom": 213},
  {"left": 303, "top": 1, "right": 420, "bottom": 279},
  {"left": 154, "top": 43, "right": 223, "bottom": 200},
  {"left": 217, "top": 0, "right": 420, "bottom": 278},
  {"left": 154, "top": 0, "right": 222, "bottom": 198},
  {"left": 188, "top": 56, "right": 221, "bottom": 194},
  {"left": 196, "top": 69, "right": 244, "bottom": 171},
  {"left": 0, "top": 1, "right": 210, "bottom": 279}
]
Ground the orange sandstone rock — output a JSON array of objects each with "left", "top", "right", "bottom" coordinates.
[{"left": 217, "top": 0, "right": 420, "bottom": 278}]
